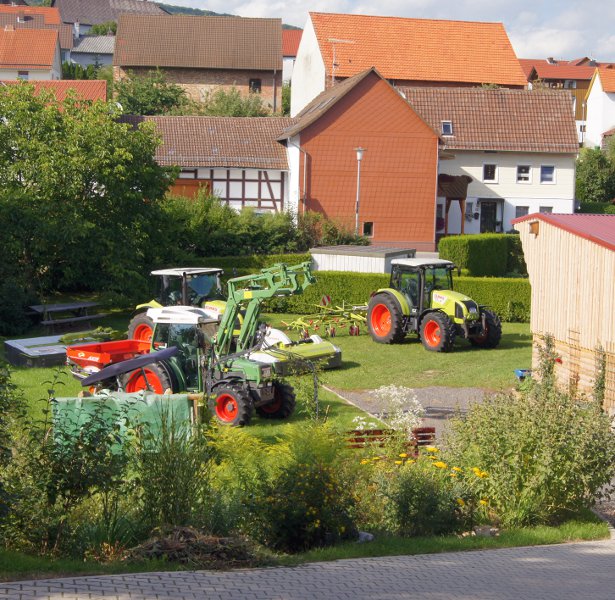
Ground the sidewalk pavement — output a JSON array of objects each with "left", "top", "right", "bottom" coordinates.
[{"left": 2, "top": 538, "right": 615, "bottom": 600}]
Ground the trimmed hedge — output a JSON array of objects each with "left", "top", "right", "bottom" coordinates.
[
  {"left": 455, "top": 277, "right": 530, "bottom": 322},
  {"left": 438, "top": 234, "right": 526, "bottom": 276},
  {"left": 577, "top": 202, "right": 615, "bottom": 214},
  {"left": 178, "top": 253, "right": 311, "bottom": 272}
]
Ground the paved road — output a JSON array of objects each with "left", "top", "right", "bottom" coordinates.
[{"left": 2, "top": 538, "right": 615, "bottom": 600}]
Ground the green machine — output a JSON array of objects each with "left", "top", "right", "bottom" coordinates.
[
  {"left": 367, "top": 258, "right": 501, "bottom": 352},
  {"left": 79, "top": 263, "right": 341, "bottom": 426}
]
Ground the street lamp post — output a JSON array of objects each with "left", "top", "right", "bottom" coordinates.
[{"left": 354, "top": 147, "right": 365, "bottom": 236}]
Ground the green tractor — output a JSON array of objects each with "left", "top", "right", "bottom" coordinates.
[
  {"left": 75, "top": 263, "right": 341, "bottom": 426},
  {"left": 367, "top": 258, "right": 501, "bottom": 352}
]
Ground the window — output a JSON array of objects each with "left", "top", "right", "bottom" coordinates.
[
  {"left": 249, "top": 78, "right": 261, "bottom": 93},
  {"left": 540, "top": 165, "right": 555, "bottom": 183},
  {"left": 516, "top": 165, "right": 531, "bottom": 183},
  {"left": 483, "top": 163, "right": 497, "bottom": 182},
  {"left": 362, "top": 222, "right": 373, "bottom": 237},
  {"left": 515, "top": 206, "right": 529, "bottom": 218},
  {"left": 539, "top": 206, "right": 553, "bottom": 214},
  {"left": 441, "top": 120, "right": 453, "bottom": 136},
  {"left": 17, "top": 71, "right": 28, "bottom": 80}
]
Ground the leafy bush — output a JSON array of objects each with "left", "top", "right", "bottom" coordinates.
[
  {"left": 444, "top": 336, "right": 615, "bottom": 527},
  {"left": 131, "top": 408, "right": 214, "bottom": 530},
  {"left": 245, "top": 424, "right": 357, "bottom": 552},
  {"left": 577, "top": 201, "right": 615, "bottom": 214},
  {"left": 296, "top": 211, "right": 370, "bottom": 249},
  {"left": 438, "top": 234, "right": 522, "bottom": 276}
]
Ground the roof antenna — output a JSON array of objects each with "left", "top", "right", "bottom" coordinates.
[{"left": 327, "top": 38, "right": 355, "bottom": 86}]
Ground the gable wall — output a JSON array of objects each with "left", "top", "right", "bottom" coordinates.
[
  {"left": 299, "top": 74, "right": 439, "bottom": 249},
  {"left": 290, "top": 17, "right": 325, "bottom": 116},
  {"left": 115, "top": 66, "right": 282, "bottom": 111}
]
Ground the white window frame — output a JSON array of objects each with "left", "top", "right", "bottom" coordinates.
[
  {"left": 540, "top": 165, "right": 556, "bottom": 184},
  {"left": 516, "top": 165, "right": 532, "bottom": 184},
  {"left": 441, "top": 120, "right": 453, "bottom": 136},
  {"left": 539, "top": 206, "right": 553, "bottom": 214},
  {"left": 482, "top": 163, "right": 498, "bottom": 183}
]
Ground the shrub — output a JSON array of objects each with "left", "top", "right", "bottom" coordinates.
[
  {"left": 296, "top": 211, "right": 370, "bottom": 249},
  {"left": 577, "top": 201, "right": 615, "bottom": 214},
  {"left": 443, "top": 336, "right": 615, "bottom": 527},
  {"left": 454, "top": 277, "right": 531, "bottom": 322},
  {"left": 245, "top": 424, "right": 357, "bottom": 552},
  {"left": 439, "top": 234, "right": 525, "bottom": 276}
]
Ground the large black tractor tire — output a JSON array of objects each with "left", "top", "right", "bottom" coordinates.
[
  {"left": 256, "top": 381, "right": 296, "bottom": 420},
  {"left": 419, "top": 312, "right": 456, "bottom": 352},
  {"left": 120, "top": 361, "right": 175, "bottom": 394},
  {"left": 209, "top": 384, "right": 253, "bottom": 427},
  {"left": 367, "top": 293, "right": 406, "bottom": 344},
  {"left": 469, "top": 309, "right": 502, "bottom": 349},
  {"left": 127, "top": 312, "right": 154, "bottom": 342}
]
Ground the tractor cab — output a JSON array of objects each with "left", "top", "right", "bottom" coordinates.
[
  {"left": 390, "top": 258, "right": 455, "bottom": 313},
  {"left": 150, "top": 268, "right": 225, "bottom": 307}
]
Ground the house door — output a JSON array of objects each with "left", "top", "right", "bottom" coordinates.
[{"left": 480, "top": 201, "right": 497, "bottom": 233}]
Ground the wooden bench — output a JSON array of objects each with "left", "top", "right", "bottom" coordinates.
[
  {"left": 40, "top": 313, "right": 107, "bottom": 327},
  {"left": 346, "top": 427, "right": 436, "bottom": 452}
]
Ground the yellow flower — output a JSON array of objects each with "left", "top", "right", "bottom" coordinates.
[
  {"left": 406, "top": 459, "right": 416, "bottom": 465},
  {"left": 452, "top": 467, "right": 462, "bottom": 473},
  {"left": 456, "top": 498, "right": 466, "bottom": 507},
  {"left": 360, "top": 459, "right": 370, "bottom": 465},
  {"left": 394, "top": 460, "right": 403, "bottom": 465},
  {"left": 472, "top": 467, "right": 488, "bottom": 478},
  {"left": 425, "top": 446, "right": 439, "bottom": 453},
  {"left": 450, "top": 472, "right": 458, "bottom": 478},
  {"left": 372, "top": 456, "right": 381, "bottom": 461},
  {"left": 399, "top": 453, "right": 408, "bottom": 458},
  {"left": 479, "top": 499, "right": 489, "bottom": 506},
  {"left": 433, "top": 461, "right": 447, "bottom": 469}
]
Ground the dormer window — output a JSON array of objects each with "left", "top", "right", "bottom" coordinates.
[{"left": 441, "top": 120, "right": 453, "bottom": 136}]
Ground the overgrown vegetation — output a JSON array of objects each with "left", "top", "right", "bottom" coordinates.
[{"left": 576, "top": 145, "right": 615, "bottom": 204}]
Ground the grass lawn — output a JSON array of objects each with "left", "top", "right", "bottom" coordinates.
[
  {"left": 1, "top": 312, "right": 532, "bottom": 421},
  {"left": 0, "top": 512, "right": 608, "bottom": 582}
]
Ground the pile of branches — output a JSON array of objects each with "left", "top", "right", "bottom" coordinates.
[{"left": 126, "top": 527, "right": 261, "bottom": 568}]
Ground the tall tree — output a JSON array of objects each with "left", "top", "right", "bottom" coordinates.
[
  {"left": 0, "top": 83, "right": 176, "bottom": 297},
  {"left": 575, "top": 147, "right": 615, "bottom": 203},
  {"left": 114, "top": 69, "right": 188, "bottom": 115}
]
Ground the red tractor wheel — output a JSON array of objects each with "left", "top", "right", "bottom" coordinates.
[
  {"left": 420, "top": 312, "right": 456, "bottom": 352},
  {"left": 367, "top": 293, "right": 406, "bottom": 344},
  {"left": 208, "top": 384, "right": 252, "bottom": 426},
  {"left": 128, "top": 313, "right": 154, "bottom": 342},
  {"left": 121, "top": 362, "right": 174, "bottom": 393},
  {"left": 256, "top": 381, "right": 296, "bottom": 420}
]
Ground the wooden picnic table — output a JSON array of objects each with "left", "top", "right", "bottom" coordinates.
[{"left": 29, "top": 301, "right": 107, "bottom": 330}]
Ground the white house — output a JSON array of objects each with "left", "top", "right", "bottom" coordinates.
[
  {"left": 0, "top": 27, "right": 61, "bottom": 80},
  {"left": 402, "top": 87, "right": 579, "bottom": 235},
  {"left": 282, "top": 29, "right": 301, "bottom": 84},
  {"left": 584, "top": 67, "right": 615, "bottom": 149}
]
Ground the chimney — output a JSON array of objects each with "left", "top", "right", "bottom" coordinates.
[
  {"left": 546, "top": 57, "right": 557, "bottom": 65},
  {"left": 73, "top": 20, "right": 80, "bottom": 39}
]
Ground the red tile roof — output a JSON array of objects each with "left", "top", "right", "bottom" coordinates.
[
  {"left": 282, "top": 28, "right": 302, "bottom": 56},
  {"left": 0, "top": 5, "right": 61, "bottom": 24},
  {"left": 512, "top": 213, "right": 615, "bottom": 252},
  {"left": 519, "top": 59, "right": 594, "bottom": 81},
  {"left": 121, "top": 115, "right": 293, "bottom": 170},
  {"left": 310, "top": 12, "right": 527, "bottom": 87},
  {"left": 0, "top": 28, "right": 58, "bottom": 69},
  {"left": 115, "top": 15, "right": 282, "bottom": 70},
  {"left": 402, "top": 87, "right": 578, "bottom": 154},
  {"left": 596, "top": 66, "right": 615, "bottom": 93},
  {"left": 0, "top": 79, "right": 107, "bottom": 101}
]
